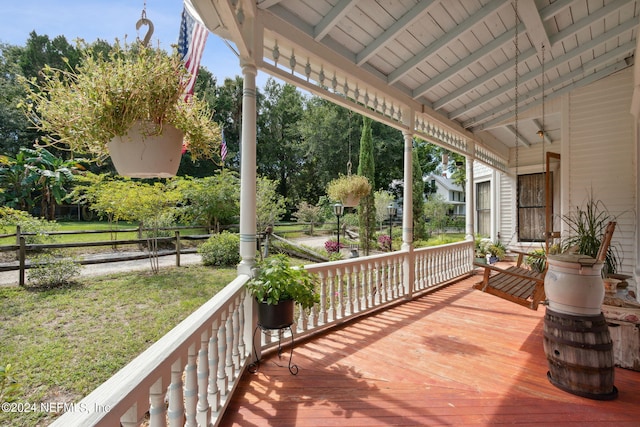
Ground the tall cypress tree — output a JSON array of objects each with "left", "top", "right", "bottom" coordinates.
[
  {"left": 412, "top": 147, "right": 427, "bottom": 239},
  {"left": 357, "top": 116, "right": 376, "bottom": 255}
]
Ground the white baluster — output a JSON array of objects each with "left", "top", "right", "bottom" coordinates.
[
  {"left": 345, "top": 265, "right": 353, "bottom": 316},
  {"left": 225, "top": 306, "right": 235, "bottom": 384},
  {"left": 237, "top": 293, "right": 246, "bottom": 361},
  {"left": 184, "top": 344, "right": 197, "bottom": 427},
  {"left": 318, "top": 272, "right": 327, "bottom": 324},
  {"left": 336, "top": 268, "right": 344, "bottom": 318},
  {"left": 217, "top": 313, "right": 228, "bottom": 395},
  {"left": 197, "top": 330, "right": 211, "bottom": 427},
  {"left": 328, "top": 271, "right": 336, "bottom": 322},
  {"left": 149, "top": 378, "right": 166, "bottom": 427},
  {"left": 208, "top": 320, "right": 220, "bottom": 412},
  {"left": 374, "top": 261, "right": 381, "bottom": 305},
  {"left": 168, "top": 359, "right": 184, "bottom": 427},
  {"left": 232, "top": 298, "right": 241, "bottom": 372},
  {"left": 366, "top": 261, "right": 374, "bottom": 308}
]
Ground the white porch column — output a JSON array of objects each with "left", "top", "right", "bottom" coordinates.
[
  {"left": 401, "top": 129, "right": 415, "bottom": 298},
  {"left": 401, "top": 130, "right": 414, "bottom": 250},
  {"left": 238, "top": 63, "right": 258, "bottom": 277},
  {"left": 465, "top": 155, "right": 475, "bottom": 240}
]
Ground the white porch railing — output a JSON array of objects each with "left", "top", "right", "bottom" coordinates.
[{"left": 50, "top": 240, "right": 473, "bottom": 427}]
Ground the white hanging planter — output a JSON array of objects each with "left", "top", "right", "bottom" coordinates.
[
  {"left": 341, "top": 193, "right": 361, "bottom": 207},
  {"left": 107, "top": 121, "right": 184, "bottom": 178}
]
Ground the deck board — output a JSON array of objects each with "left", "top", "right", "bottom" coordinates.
[{"left": 220, "top": 272, "right": 640, "bottom": 426}]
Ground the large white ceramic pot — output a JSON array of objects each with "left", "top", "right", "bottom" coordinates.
[
  {"left": 107, "top": 121, "right": 184, "bottom": 178},
  {"left": 544, "top": 254, "right": 605, "bottom": 316}
]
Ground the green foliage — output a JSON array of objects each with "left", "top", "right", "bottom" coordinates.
[
  {"left": 525, "top": 248, "right": 547, "bottom": 273},
  {"left": 84, "top": 179, "right": 182, "bottom": 226},
  {"left": 246, "top": 254, "right": 320, "bottom": 309},
  {"left": 0, "top": 363, "right": 20, "bottom": 403},
  {"left": 561, "top": 193, "right": 620, "bottom": 276},
  {"left": 173, "top": 172, "right": 240, "bottom": 231},
  {"left": 20, "top": 40, "right": 221, "bottom": 162},
  {"left": 326, "top": 174, "right": 372, "bottom": 203},
  {"left": 26, "top": 252, "right": 81, "bottom": 288},
  {"left": 424, "top": 193, "right": 448, "bottom": 235},
  {"left": 486, "top": 240, "right": 506, "bottom": 260},
  {"left": 198, "top": 231, "right": 241, "bottom": 267},
  {"left": 374, "top": 190, "right": 395, "bottom": 229},
  {"left": 292, "top": 201, "right": 322, "bottom": 235},
  {"left": 357, "top": 116, "right": 376, "bottom": 255},
  {"left": 0, "top": 207, "right": 58, "bottom": 244},
  {"left": 412, "top": 147, "right": 427, "bottom": 239},
  {"left": 256, "top": 176, "right": 287, "bottom": 231}
]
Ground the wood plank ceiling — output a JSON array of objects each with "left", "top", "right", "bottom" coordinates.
[{"left": 194, "top": 0, "right": 639, "bottom": 163}]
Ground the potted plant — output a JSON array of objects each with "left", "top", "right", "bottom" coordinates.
[
  {"left": 246, "top": 254, "right": 320, "bottom": 329},
  {"left": 487, "top": 240, "right": 506, "bottom": 264},
  {"left": 474, "top": 235, "right": 489, "bottom": 264},
  {"left": 21, "top": 40, "right": 221, "bottom": 178},
  {"left": 326, "top": 174, "right": 371, "bottom": 207}
]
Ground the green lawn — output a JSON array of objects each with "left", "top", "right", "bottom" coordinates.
[{"left": 0, "top": 264, "right": 236, "bottom": 427}]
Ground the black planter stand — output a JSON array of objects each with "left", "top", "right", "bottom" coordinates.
[{"left": 249, "top": 300, "right": 298, "bottom": 375}]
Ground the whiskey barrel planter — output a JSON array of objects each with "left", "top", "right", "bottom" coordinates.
[
  {"left": 543, "top": 308, "right": 617, "bottom": 400},
  {"left": 257, "top": 299, "right": 295, "bottom": 330}
]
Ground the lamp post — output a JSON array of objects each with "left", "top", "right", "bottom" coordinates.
[
  {"left": 333, "top": 203, "right": 344, "bottom": 248},
  {"left": 387, "top": 203, "right": 397, "bottom": 251}
]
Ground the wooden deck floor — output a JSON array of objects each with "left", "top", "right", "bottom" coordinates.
[{"left": 220, "top": 272, "right": 640, "bottom": 426}]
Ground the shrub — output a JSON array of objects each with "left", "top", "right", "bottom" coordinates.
[
  {"left": 377, "top": 234, "right": 391, "bottom": 251},
  {"left": 324, "top": 240, "right": 343, "bottom": 254},
  {"left": 198, "top": 231, "right": 241, "bottom": 266},
  {"left": 26, "top": 252, "right": 81, "bottom": 288},
  {"left": 0, "top": 207, "right": 58, "bottom": 245}
]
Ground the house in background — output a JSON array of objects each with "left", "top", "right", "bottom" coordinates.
[{"left": 426, "top": 173, "right": 466, "bottom": 217}]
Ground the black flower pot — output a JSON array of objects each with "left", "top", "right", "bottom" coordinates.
[{"left": 257, "top": 299, "right": 294, "bottom": 329}]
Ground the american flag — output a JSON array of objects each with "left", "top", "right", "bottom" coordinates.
[
  {"left": 177, "top": 6, "right": 208, "bottom": 98},
  {"left": 220, "top": 129, "right": 228, "bottom": 162}
]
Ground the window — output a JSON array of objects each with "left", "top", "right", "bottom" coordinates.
[
  {"left": 476, "top": 181, "right": 490, "bottom": 236},
  {"left": 518, "top": 173, "right": 550, "bottom": 242}
]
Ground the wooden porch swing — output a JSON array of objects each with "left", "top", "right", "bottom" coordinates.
[{"left": 473, "top": 221, "right": 616, "bottom": 311}]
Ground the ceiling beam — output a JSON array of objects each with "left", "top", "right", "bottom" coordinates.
[
  {"left": 432, "top": 0, "right": 631, "bottom": 111},
  {"left": 387, "top": 0, "right": 507, "bottom": 84},
  {"left": 517, "top": 0, "right": 550, "bottom": 55},
  {"left": 452, "top": 15, "right": 639, "bottom": 122},
  {"left": 355, "top": 0, "right": 437, "bottom": 66},
  {"left": 414, "top": 23, "right": 525, "bottom": 100},
  {"left": 257, "top": 0, "right": 284, "bottom": 9},
  {"left": 473, "top": 49, "right": 634, "bottom": 131},
  {"left": 314, "top": 0, "right": 357, "bottom": 41},
  {"left": 506, "top": 125, "right": 532, "bottom": 147}
]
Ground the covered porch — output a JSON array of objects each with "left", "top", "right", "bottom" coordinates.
[
  {"left": 221, "top": 274, "right": 640, "bottom": 426},
  {"left": 49, "top": 1, "right": 640, "bottom": 425}
]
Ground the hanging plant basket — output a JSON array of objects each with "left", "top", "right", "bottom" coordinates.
[
  {"left": 107, "top": 121, "right": 184, "bottom": 178},
  {"left": 326, "top": 174, "right": 371, "bottom": 207}
]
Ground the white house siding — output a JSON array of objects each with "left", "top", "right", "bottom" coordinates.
[{"left": 567, "top": 68, "right": 636, "bottom": 279}]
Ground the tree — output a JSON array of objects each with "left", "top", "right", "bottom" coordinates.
[
  {"left": 173, "top": 171, "right": 240, "bottom": 232},
  {"left": 374, "top": 190, "right": 395, "bottom": 230},
  {"left": 256, "top": 176, "right": 287, "bottom": 232},
  {"left": 412, "top": 147, "right": 427, "bottom": 239},
  {"left": 257, "top": 78, "right": 306, "bottom": 211},
  {"left": 424, "top": 193, "right": 448, "bottom": 236},
  {"left": 0, "top": 43, "right": 35, "bottom": 157},
  {"left": 292, "top": 201, "right": 322, "bottom": 235},
  {"left": 357, "top": 116, "right": 376, "bottom": 254}
]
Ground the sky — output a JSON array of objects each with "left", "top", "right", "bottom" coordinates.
[{"left": 0, "top": 0, "right": 269, "bottom": 87}]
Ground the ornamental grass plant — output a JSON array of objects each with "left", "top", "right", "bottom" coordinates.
[{"left": 20, "top": 40, "right": 221, "bottom": 162}]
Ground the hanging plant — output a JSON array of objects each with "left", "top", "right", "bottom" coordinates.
[
  {"left": 326, "top": 174, "right": 371, "bottom": 207},
  {"left": 20, "top": 40, "right": 221, "bottom": 176}
]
